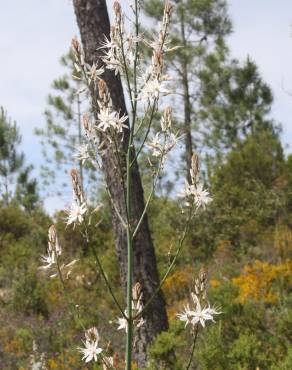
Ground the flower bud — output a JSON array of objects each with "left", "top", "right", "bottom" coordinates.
[
  {"left": 82, "top": 113, "right": 90, "bottom": 131},
  {"left": 190, "top": 153, "right": 199, "bottom": 184},
  {"left": 132, "top": 282, "right": 142, "bottom": 302},
  {"left": 113, "top": 1, "right": 122, "bottom": 22},
  {"left": 48, "top": 224, "right": 61, "bottom": 255},
  {"left": 71, "top": 36, "right": 81, "bottom": 54}
]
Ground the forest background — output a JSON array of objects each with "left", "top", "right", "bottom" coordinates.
[{"left": 0, "top": 0, "right": 292, "bottom": 369}]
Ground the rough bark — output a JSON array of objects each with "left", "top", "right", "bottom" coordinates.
[
  {"left": 72, "top": 0, "right": 169, "bottom": 366},
  {"left": 180, "top": 5, "right": 194, "bottom": 184}
]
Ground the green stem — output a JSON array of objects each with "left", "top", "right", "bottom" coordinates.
[
  {"left": 125, "top": 143, "right": 134, "bottom": 369},
  {"left": 186, "top": 324, "right": 199, "bottom": 370},
  {"left": 125, "top": 2, "right": 139, "bottom": 367},
  {"left": 126, "top": 225, "right": 133, "bottom": 370}
]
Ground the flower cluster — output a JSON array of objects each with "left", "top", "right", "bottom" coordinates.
[
  {"left": 97, "top": 79, "right": 128, "bottom": 135},
  {"left": 73, "top": 143, "right": 90, "bottom": 164},
  {"left": 179, "top": 153, "right": 212, "bottom": 210},
  {"left": 39, "top": 225, "right": 78, "bottom": 279},
  {"left": 177, "top": 268, "right": 221, "bottom": 330},
  {"left": 117, "top": 282, "right": 145, "bottom": 332},
  {"left": 138, "top": 2, "right": 173, "bottom": 103},
  {"left": 99, "top": 1, "right": 127, "bottom": 76},
  {"left": 147, "top": 106, "right": 180, "bottom": 159},
  {"left": 66, "top": 168, "right": 87, "bottom": 227},
  {"left": 78, "top": 327, "right": 103, "bottom": 363}
]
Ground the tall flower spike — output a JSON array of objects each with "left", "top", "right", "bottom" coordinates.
[
  {"left": 160, "top": 106, "right": 172, "bottom": 131},
  {"left": 113, "top": 1, "right": 122, "bottom": 23},
  {"left": 97, "top": 79, "right": 128, "bottom": 134},
  {"left": 79, "top": 327, "right": 103, "bottom": 364},
  {"left": 67, "top": 169, "right": 87, "bottom": 226},
  {"left": 190, "top": 152, "right": 199, "bottom": 184},
  {"left": 39, "top": 224, "right": 62, "bottom": 273},
  {"left": 177, "top": 268, "right": 221, "bottom": 329},
  {"left": 70, "top": 168, "right": 85, "bottom": 205},
  {"left": 48, "top": 224, "right": 61, "bottom": 255},
  {"left": 194, "top": 267, "right": 208, "bottom": 299}
]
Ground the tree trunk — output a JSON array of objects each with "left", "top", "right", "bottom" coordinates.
[
  {"left": 73, "top": 0, "right": 169, "bottom": 366},
  {"left": 180, "top": 5, "right": 193, "bottom": 184}
]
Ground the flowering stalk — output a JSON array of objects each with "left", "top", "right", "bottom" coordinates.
[
  {"left": 186, "top": 324, "right": 199, "bottom": 370},
  {"left": 49, "top": 0, "right": 217, "bottom": 368},
  {"left": 177, "top": 268, "right": 221, "bottom": 368}
]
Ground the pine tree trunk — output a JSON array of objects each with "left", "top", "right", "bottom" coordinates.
[
  {"left": 180, "top": 5, "right": 193, "bottom": 184},
  {"left": 73, "top": 0, "right": 169, "bottom": 366}
]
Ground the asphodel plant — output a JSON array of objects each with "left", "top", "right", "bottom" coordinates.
[{"left": 38, "top": 1, "right": 220, "bottom": 369}]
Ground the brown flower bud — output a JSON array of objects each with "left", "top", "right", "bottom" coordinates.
[
  {"left": 70, "top": 168, "right": 84, "bottom": 204},
  {"left": 70, "top": 168, "right": 78, "bottom": 184},
  {"left": 132, "top": 282, "right": 142, "bottom": 302},
  {"left": 48, "top": 224, "right": 57, "bottom": 245},
  {"left": 98, "top": 79, "right": 107, "bottom": 98},
  {"left": 164, "top": 1, "right": 173, "bottom": 16},
  {"left": 199, "top": 266, "right": 208, "bottom": 285},
  {"left": 82, "top": 113, "right": 90, "bottom": 131},
  {"left": 48, "top": 224, "right": 61, "bottom": 254},
  {"left": 190, "top": 153, "right": 199, "bottom": 184},
  {"left": 113, "top": 1, "right": 121, "bottom": 19},
  {"left": 71, "top": 36, "right": 81, "bottom": 54}
]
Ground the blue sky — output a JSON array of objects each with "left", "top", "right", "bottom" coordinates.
[{"left": 0, "top": 0, "right": 292, "bottom": 212}]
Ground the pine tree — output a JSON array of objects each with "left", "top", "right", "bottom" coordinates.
[
  {"left": 35, "top": 52, "right": 97, "bottom": 198},
  {"left": 0, "top": 107, "right": 24, "bottom": 205},
  {"left": 0, "top": 106, "right": 39, "bottom": 211},
  {"left": 143, "top": 0, "right": 232, "bottom": 182},
  {"left": 199, "top": 55, "right": 276, "bottom": 157},
  {"left": 15, "top": 165, "right": 40, "bottom": 212}
]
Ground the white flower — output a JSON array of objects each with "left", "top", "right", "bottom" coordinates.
[
  {"left": 176, "top": 304, "right": 196, "bottom": 328},
  {"left": 139, "top": 79, "right": 170, "bottom": 101},
  {"left": 39, "top": 250, "right": 56, "bottom": 270},
  {"left": 98, "top": 35, "right": 116, "bottom": 50},
  {"left": 136, "top": 316, "right": 145, "bottom": 329},
  {"left": 74, "top": 144, "right": 90, "bottom": 164},
  {"left": 66, "top": 201, "right": 87, "bottom": 225},
  {"left": 147, "top": 133, "right": 162, "bottom": 157},
  {"left": 190, "top": 293, "right": 221, "bottom": 328},
  {"left": 177, "top": 293, "right": 221, "bottom": 329},
  {"left": 127, "top": 50, "right": 135, "bottom": 67},
  {"left": 103, "top": 53, "right": 123, "bottom": 76},
  {"left": 86, "top": 63, "right": 104, "bottom": 85},
  {"left": 147, "top": 132, "right": 179, "bottom": 157},
  {"left": 193, "top": 183, "right": 212, "bottom": 209},
  {"left": 97, "top": 108, "right": 128, "bottom": 132},
  {"left": 117, "top": 315, "right": 128, "bottom": 332},
  {"left": 178, "top": 181, "right": 212, "bottom": 209},
  {"left": 78, "top": 339, "right": 103, "bottom": 363}
]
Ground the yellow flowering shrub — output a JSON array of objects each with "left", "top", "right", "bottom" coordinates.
[
  {"left": 47, "top": 353, "right": 80, "bottom": 370},
  {"left": 232, "top": 259, "right": 292, "bottom": 304},
  {"left": 210, "top": 278, "right": 220, "bottom": 288}
]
